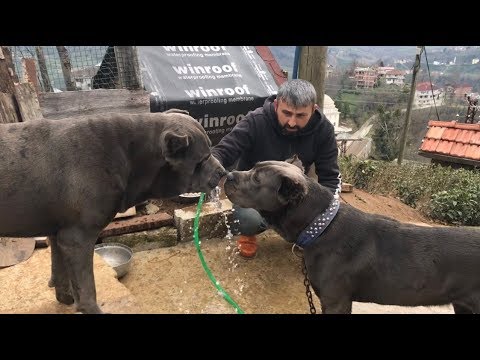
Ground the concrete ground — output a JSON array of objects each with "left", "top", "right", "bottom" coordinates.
[
  {"left": 0, "top": 189, "right": 455, "bottom": 314},
  {"left": 119, "top": 230, "right": 453, "bottom": 314},
  {"left": 0, "top": 230, "right": 454, "bottom": 314},
  {"left": 0, "top": 246, "right": 142, "bottom": 314}
]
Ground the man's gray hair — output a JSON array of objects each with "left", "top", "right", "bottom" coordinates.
[{"left": 276, "top": 79, "right": 317, "bottom": 108}]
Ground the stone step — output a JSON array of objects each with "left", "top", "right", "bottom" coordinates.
[
  {"left": 174, "top": 199, "right": 233, "bottom": 243},
  {"left": 99, "top": 213, "right": 173, "bottom": 239},
  {"left": 102, "top": 226, "right": 178, "bottom": 252}
]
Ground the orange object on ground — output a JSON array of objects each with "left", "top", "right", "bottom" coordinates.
[{"left": 237, "top": 235, "right": 258, "bottom": 259}]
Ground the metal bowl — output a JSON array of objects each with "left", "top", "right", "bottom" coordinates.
[
  {"left": 174, "top": 192, "right": 201, "bottom": 204},
  {"left": 94, "top": 243, "right": 133, "bottom": 278}
]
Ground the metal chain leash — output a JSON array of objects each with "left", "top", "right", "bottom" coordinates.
[
  {"left": 302, "top": 257, "right": 317, "bottom": 314},
  {"left": 292, "top": 244, "right": 317, "bottom": 314}
]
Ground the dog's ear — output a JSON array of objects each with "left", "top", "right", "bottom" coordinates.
[
  {"left": 278, "top": 175, "right": 307, "bottom": 205},
  {"left": 285, "top": 154, "right": 304, "bottom": 172},
  {"left": 161, "top": 131, "right": 189, "bottom": 158}
]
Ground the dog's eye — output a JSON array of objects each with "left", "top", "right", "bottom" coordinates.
[
  {"left": 194, "top": 162, "right": 202, "bottom": 172},
  {"left": 194, "top": 155, "right": 209, "bottom": 173}
]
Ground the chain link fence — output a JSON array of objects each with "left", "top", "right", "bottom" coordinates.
[{"left": 10, "top": 46, "right": 141, "bottom": 92}]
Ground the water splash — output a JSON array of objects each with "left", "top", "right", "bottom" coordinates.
[
  {"left": 208, "top": 186, "right": 244, "bottom": 293},
  {"left": 209, "top": 186, "right": 222, "bottom": 208},
  {"left": 334, "top": 173, "right": 342, "bottom": 200},
  {"left": 209, "top": 186, "right": 233, "bottom": 240}
]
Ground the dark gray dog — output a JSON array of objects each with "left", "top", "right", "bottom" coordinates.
[
  {"left": 0, "top": 111, "right": 226, "bottom": 314},
  {"left": 224, "top": 157, "right": 480, "bottom": 314}
]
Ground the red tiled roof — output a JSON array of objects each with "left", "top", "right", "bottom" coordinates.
[
  {"left": 416, "top": 82, "right": 439, "bottom": 92},
  {"left": 419, "top": 120, "right": 480, "bottom": 164},
  {"left": 255, "top": 46, "right": 287, "bottom": 86}
]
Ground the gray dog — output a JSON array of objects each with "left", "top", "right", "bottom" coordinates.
[
  {"left": 0, "top": 111, "right": 226, "bottom": 314},
  {"left": 224, "top": 157, "right": 480, "bottom": 314}
]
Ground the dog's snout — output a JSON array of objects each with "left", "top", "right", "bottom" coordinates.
[
  {"left": 226, "top": 172, "right": 234, "bottom": 181},
  {"left": 207, "top": 167, "right": 228, "bottom": 189},
  {"left": 218, "top": 168, "right": 228, "bottom": 178}
]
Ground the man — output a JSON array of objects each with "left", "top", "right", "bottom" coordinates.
[{"left": 211, "top": 79, "right": 340, "bottom": 259}]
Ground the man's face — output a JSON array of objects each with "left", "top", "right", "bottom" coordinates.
[{"left": 274, "top": 99, "right": 315, "bottom": 135}]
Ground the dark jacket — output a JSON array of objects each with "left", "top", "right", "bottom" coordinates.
[{"left": 211, "top": 95, "right": 340, "bottom": 193}]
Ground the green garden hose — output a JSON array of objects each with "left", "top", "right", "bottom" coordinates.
[{"left": 193, "top": 192, "right": 244, "bottom": 314}]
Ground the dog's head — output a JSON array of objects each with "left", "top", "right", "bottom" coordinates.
[
  {"left": 156, "top": 113, "right": 226, "bottom": 194},
  {"left": 224, "top": 156, "right": 308, "bottom": 212}
]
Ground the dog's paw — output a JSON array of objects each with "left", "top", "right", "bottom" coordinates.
[
  {"left": 76, "top": 304, "right": 104, "bottom": 314},
  {"left": 55, "top": 289, "right": 74, "bottom": 305}
]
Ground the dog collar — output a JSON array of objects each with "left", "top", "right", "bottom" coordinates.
[{"left": 295, "top": 197, "right": 340, "bottom": 249}]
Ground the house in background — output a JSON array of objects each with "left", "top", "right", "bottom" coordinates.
[
  {"left": 385, "top": 70, "right": 405, "bottom": 86},
  {"left": 353, "top": 66, "right": 405, "bottom": 89},
  {"left": 418, "top": 120, "right": 480, "bottom": 168},
  {"left": 453, "top": 84, "right": 473, "bottom": 98},
  {"left": 414, "top": 82, "right": 445, "bottom": 108},
  {"left": 377, "top": 66, "right": 395, "bottom": 77},
  {"left": 354, "top": 67, "right": 378, "bottom": 89}
]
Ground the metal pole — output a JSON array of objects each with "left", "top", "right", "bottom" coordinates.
[{"left": 292, "top": 46, "right": 301, "bottom": 79}]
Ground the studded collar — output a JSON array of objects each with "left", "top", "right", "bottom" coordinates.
[{"left": 295, "top": 196, "right": 340, "bottom": 249}]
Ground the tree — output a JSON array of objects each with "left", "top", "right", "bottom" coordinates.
[
  {"left": 35, "top": 46, "right": 53, "bottom": 92},
  {"left": 348, "top": 59, "right": 358, "bottom": 76},
  {"left": 56, "top": 46, "right": 75, "bottom": 91},
  {"left": 372, "top": 107, "right": 403, "bottom": 161},
  {"left": 342, "top": 102, "right": 351, "bottom": 121}
]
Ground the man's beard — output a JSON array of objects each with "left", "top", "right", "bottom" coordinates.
[{"left": 281, "top": 123, "right": 300, "bottom": 135}]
